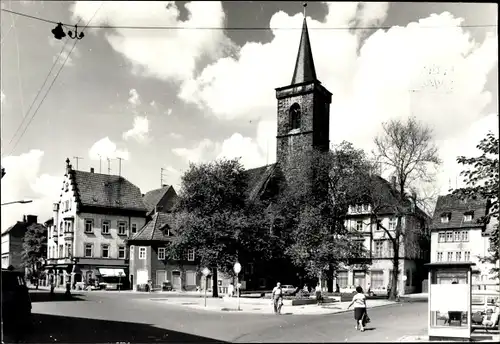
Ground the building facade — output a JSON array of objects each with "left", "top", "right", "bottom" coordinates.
[
  {"left": 2, "top": 215, "right": 40, "bottom": 270},
  {"left": 128, "top": 212, "right": 200, "bottom": 291},
  {"left": 44, "top": 159, "right": 147, "bottom": 289},
  {"left": 430, "top": 194, "right": 499, "bottom": 289}
]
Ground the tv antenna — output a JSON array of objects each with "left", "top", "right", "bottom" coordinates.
[
  {"left": 106, "top": 158, "right": 111, "bottom": 175},
  {"left": 116, "top": 157, "right": 123, "bottom": 177},
  {"left": 160, "top": 168, "right": 168, "bottom": 187},
  {"left": 97, "top": 154, "right": 102, "bottom": 173},
  {"left": 73, "top": 156, "right": 83, "bottom": 170}
]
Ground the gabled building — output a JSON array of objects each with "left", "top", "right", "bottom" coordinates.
[
  {"left": 127, "top": 212, "right": 199, "bottom": 291},
  {"left": 44, "top": 159, "right": 148, "bottom": 289},
  {"left": 142, "top": 184, "right": 178, "bottom": 217},
  {"left": 430, "top": 194, "right": 499, "bottom": 289},
  {"left": 2, "top": 215, "right": 40, "bottom": 270}
]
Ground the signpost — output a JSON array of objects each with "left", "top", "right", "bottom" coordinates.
[
  {"left": 234, "top": 262, "right": 242, "bottom": 311},
  {"left": 202, "top": 267, "right": 210, "bottom": 307}
]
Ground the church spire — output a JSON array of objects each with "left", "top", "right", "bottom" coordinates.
[{"left": 291, "top": 9, "right": 317, "bottom": 85}]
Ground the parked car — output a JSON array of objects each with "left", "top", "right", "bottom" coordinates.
[
  {"left": 281, "top": 285, "right": 296, "bottom": 296},
  {"left": 1, "top": 268, "right": 32, "bottom": 329}
]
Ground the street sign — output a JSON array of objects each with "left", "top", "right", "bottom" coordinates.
[
  {"left": 233, "top": 262, "right": 241, "bottom": 274},
  {"left": 202, "top": 267, "right": 210, "bottom": 276}
]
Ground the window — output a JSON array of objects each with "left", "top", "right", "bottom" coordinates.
[
  {"left": 463, "top": 214, "right": 473, "bottom": 222},
  {"left": 464, "top": 251, "right": 470, "bottom": 261},
  {"left": 389, "top": 217, "right": 397, "bottom": 230},
  {"left": 374, "top": 240, "right": 384, "bottom": 257},
  {"left": 59, "top": 222, "right": 63, "bottom": 236},
  {"left": 456, "top": 251, "right": 462, "bottom": 262},
  {"left": 139, "top": 247, "right": 146, "bottom": 260},
  {"left": 101, "top": 220, "right": 110, "bottom": 234},
  {"left": 289, "top": 103, "right": 301, "bottom": 130},
  {"left": 447, "top": 252, "right": 453, "bottom": 262},
  {"left": 355, "top": 205, "right": 362, "bottom": 213},
  {"left": 186, "top": 271, "right": 196, "bottom": 286},
  {"left": 66, "top": 243, "right": 72, "bottom": 257},
  {"left": 84, "top": 244, "right": 93, "bottom": 258},
  {"left": 118, "top": 246, "right": 126, "bottom": 259},
  {"left": 356, "top": 221, "right": 363, "bottom": 231},
  {"left": 130, "top": 245, "right": 134, "bottom": 258},
  {"left": 438, "top": 233, "right": 446, "bottom": 243},
  {"left": 454, "top": 231, "right": 460, "bottom": 241},
  {"left": 437, "top": 252, "right": 443, "bottom": 262},
  {"left": 59, "top": 245, "right": 63, "bottom": 257},
  {"left": 184, "top": 248, "right": 195, "bottom": 261},
  {"left": 131, "top": 223, "right": 137, "bottom": 234},
  {"left": 387, "top": 240, "right": 394, "bottom": 257},
  {"left": 441, "top": 215, "right": 450, "bottom": 223},
  {"left": 118, "top": 221, "right": 127, "bottom": 236},
  {"left": 101, "top": 244, "right": 109, "bottom": 258},
  {"left": 84, "top": 219, "right": 93, "bottom": 233},
  {"left": 158, "top": 247, "right": 166, "bottom": 260},
  {"left": 337, "top": 271, "right": 348, "bottom": 288},
  {"left": 405, "top": 269, "right": 411, "bottom": 286},
  {"left": 362, "top": 204, "right": 369, "bottom": 212},
  {"left": 446, "top": 232, "right": 453, "bottom": 242},
  {"left": 461, "top": 231, "right": 469, "bottom": 242},
  {"left": 370, "top": 271, "right": 384, "bottom": 289}
]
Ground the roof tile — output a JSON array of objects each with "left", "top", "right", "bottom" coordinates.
[{"left": 430, "top": 194, "right": 487, "bottom": 230}]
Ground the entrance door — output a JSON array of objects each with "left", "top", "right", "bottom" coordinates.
[
  {"left": 172, "top": 271, "right": 181, "bottom": 290},
  {"left": 156, "top": 270, "right": 166, "bottom": 288},
  {"left": 353, "top": 271, "right": 366, "bottom": 290}
]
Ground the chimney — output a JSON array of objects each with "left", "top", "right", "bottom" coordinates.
[
  {"left": 162, "top": 184, "right": 168, "bottom": 188},
  {"left": 65, "top": 158, "right": 72, "bottom": 174},
  {"left": 25, "top": 215, "right": 38, "bottom": 224},
  {"left": 391, "top": 176, "right": 397, "bottom": 188},
  {"left": 90, "top": 167, "right": 95, "bottom": 173}
]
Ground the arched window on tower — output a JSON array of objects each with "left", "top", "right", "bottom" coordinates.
[{"left": 289, "top": 103, "right": 301, "bottom": 130}]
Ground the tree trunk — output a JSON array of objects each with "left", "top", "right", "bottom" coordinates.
[
  {"left": 389, "top": 217, "right": 402, "bottom": 301},
  {"left": 212, "top": 267, "right": 219, "bottom": 298}
]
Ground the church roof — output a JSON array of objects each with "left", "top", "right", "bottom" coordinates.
[
  {"left": 291, "top": 18, "right": 317, "bottom": 85},
  {"left": 246, "top": 164, "right": 278, "bottom": 201}
]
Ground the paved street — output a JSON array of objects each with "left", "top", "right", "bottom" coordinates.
[{"left": 3, "top": 289, "right": 428, "bottom": 343}]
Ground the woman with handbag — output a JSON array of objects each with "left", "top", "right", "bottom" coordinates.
[{"left": 347, "top": 286, "right": 367, "bottom": 331}]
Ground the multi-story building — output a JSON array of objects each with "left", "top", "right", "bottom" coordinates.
[
  {"left": 430, "top": 194, "right": 499, "bottom": 289},
  {"left": 2, "top": 215, "right": 41, "bottom": 270},
  {"left": 44, "top": 158, "right": 148, "bottom": 289},
  {"left": 142, "top": 184, "right": 178, "bottom": 216},
  {"left": 334, "top": 176, "right": 431, "bottom": 296}
]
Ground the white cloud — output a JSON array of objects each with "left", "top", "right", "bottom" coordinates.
[
  {"left": 150, "top": 100, "right": 156, "bottom": 107},
  {"left": 1, "top": 90, "right": 5, "bottom": 104},
  {"left": 161, "top": 165, "right": 182, "bottom": 190},
  {"left": 179, "top": 4, "right": 497, "bottom": 193},
  {"left": 1, "top": 150, "right": 62, "bottom": 232},
  {"left": 169, "top": 132, "right": 183, "bottom": 139},
  {"left": 166, "top": 108, "right": 173, "bottom": 116},
  {"left": 69, "top": 1, "right": 235, "bottom": 83},
  {"left": 88, "top": 137, "right": 130, "bottom": 161},
  {"left": 128, "top": 88, "right": 141, "bottom": 106},
  {"left": 122, "top": 116, "right": 149, "bottom": 142},
  {"left": 172, "top": 138, "right": 220, "bottom": 164}
]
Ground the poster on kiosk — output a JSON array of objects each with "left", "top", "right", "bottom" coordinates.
[{"left": 425, "top": 262, "right": 475, "bottom": 341}]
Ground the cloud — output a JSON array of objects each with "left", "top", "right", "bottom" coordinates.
[
  {"left": 179, "top": 4, "right": 497, "bottom": 193},
  {"left": 122, "top": 116, "right": 150, "bottom": 143},
  {"left": 69, "top": 1, "right": 235, "bottom": 83},
  {"left": 161, "top": 165, "right": 183, "bottom": 190},
  {"left": 128, "top": 88, "right": 141, "bottom": 106},
  {"left": 169, "top": 132, "right": 183, "bottom": 139},
  {"left": 172, "top": 139, "right": 220, "bottom": 164},
  {"left": 1, "top": 90, "right": 5, "bottom": 104},
  {"left": 166, "top": 108, "right": 173, "bottom": 116},
  {"left": 48, "top": 36, "right": 79, "bottom": 67},
  {"left": 88, "top": 137, "right": 130, "bottom": 161},
  {"left": 1, "top": 150, "right": 62, "bottom": 232},
  {"left": 150, "top": 100, "right": 156, "bottom": 108}
]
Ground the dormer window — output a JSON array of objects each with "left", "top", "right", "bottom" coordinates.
[
  {"left": 440, "top": 212, "right": 451, "bottom": 223},
  {"left": 463, "top": 212, "right": 473, "bottom": 222},
  {"left": 289, "top": 103, "right": 301, "bottom": 130}
]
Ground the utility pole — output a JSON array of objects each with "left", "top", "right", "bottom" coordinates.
[
  {"left": 107, "top": 158, "right": 111, "bottom": 175},
  {"left": 98, "top": 154, "right": 102, "bottom": 173},
  {"left": 160, "top": 168, "right": 168, "bottom": 187},
  {"left": 73, "top": 156, "right": 83, "bottom": 170},
  {"left": 117, "top": 157, "right": 123, "bottom": 177}
]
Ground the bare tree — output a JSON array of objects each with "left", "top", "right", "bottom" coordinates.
[{"left": 372, "top": 117, "right": 441, "bottom": 300}]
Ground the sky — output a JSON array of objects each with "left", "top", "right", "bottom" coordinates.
[{"left": 1, "top": 1, "right": 498, "bottom": 231}]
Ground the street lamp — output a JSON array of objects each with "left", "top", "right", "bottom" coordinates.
[
  {"left": 233, "top": 262, "right": 242, "bottom": 311},
  {"left": 1, "top": 200, "right": 33, "bottom": 206},
  {"left": 202, "top": 267, "right": 210, "bottom": 307}
]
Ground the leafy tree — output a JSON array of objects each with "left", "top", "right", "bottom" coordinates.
[
  {"left": 168, "top": 158, "right": 272, "bottom": 297},
  {"left": 272, "top": 142, "right": 370, "bottom": 283},
  {"left": 22, "top": 223, "right": 47, "bottom": 284},
  {"left": 453, "top": 131, "right": 499, "bottom": 278},
  {"left": 371, "top": 117, "right": 440, "bottom": 300}
]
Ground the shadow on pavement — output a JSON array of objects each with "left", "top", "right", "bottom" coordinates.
[
  {"left": 29, "top": 291, "right": 86, "bottom": 303},
  {"left": 3, "top": 313, "right": 226, "bottom": 343}
]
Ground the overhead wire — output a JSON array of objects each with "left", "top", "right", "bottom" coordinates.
[
  {"left": 4, "top": 3, "right": 104, "bottom": 157},
  {"left": 1, "top": 8, "right": 497, "bottom": 31},
  {"left": 10, "top": 0, "right": 27, "bottom": 131}
]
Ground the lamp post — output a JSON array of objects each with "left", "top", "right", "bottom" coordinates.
[
  {"left": 118, "top": 271, "right": 125, "bottom": 292},
  {"left": 233, "top": 262, "right": 241, "bottom": 311},
  {"left": 202, "top": 267, "right": 210, "bottom": 307},
  {"left": 1, "top": 199, "right": 33, "bottom": 206}
]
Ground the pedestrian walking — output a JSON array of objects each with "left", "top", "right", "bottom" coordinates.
[
  {"left": 272, "top": 282, "right": 283, "bottom": 314},
  {"left": 347, "top": 286, "right": 367, "bottom": 331},
  {"left": 228, "top": 283, "right": 234, "bottom": 297},
  {"left": 315, "top": 283, "right": 323, "bottom": 305}
]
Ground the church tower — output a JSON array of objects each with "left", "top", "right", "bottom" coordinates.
[{"left": 275, "top": 16, "right": 332, "bottom": 167}]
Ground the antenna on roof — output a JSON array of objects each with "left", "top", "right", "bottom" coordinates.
[
  {"left": 161, "top": 168, "right": 168, "bottom": 187},
  {"left": 73, "top": 156, "right": 83, "bottom": 170},
  {"left": 107, "top": 158, "right": 111, "bottom": 175},
  {"left": 117, "top": 157, "right": 123, "bottom": 177},
  {"left": 98, "top": 154, "right": 102, "bottom": 173}
]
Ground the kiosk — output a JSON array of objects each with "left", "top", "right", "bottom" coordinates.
[{"left": 425, "top": 262, "right": 475, "bottom": 341}]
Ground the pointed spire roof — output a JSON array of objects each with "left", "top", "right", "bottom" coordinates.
[{"left": 291, "top": 17, "right": 317, "bottom": 85}]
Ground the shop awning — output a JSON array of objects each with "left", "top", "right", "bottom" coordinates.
[{"left": 98, "top": 268, "right": 126, "bottom": 277}]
